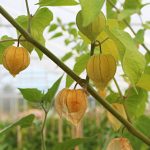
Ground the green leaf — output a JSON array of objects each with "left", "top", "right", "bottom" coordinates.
[
  {"left": 16, "top": 8, "right": 53, "bottom": 59},
  {"left": 106, "top": 19, "right": 119, "bottom": 29},
  {"left": 123, "top": 0, "right": 142, "bottom": 9},
  {"left": 48, "top": 24, "right": 58, "bottom": 32},
  {"left": 0, "top": 35, "right": 14, "bottom": 64},
  {"left": 35, "top": 47, "right": 44, "bottom": 60},
  {"left": 106, "top": 28, "right": 146, "bottom": 84},
  {"left": 134, "top": 29, "right": 144, "bottom": 44},
  {"left": 145, "top": 52, "right": 150, "bottom": 64},
  {"left": 136, "top": 74, "right": 150, "bottom": 91},
  {"left": 50, "top": 32, "right": 63, "bottom": 39},
  {"left": 143, "top": 21, "right": 150, "bottom": 29},
  {"left": 106, "top": 92, "right": 121, "bottom": 104},
  {"left": 123, "top": 49, "right": 146, "bottom": 84},
  {"left": 125, "top": 87, "right": 147, "bottom": 119},
  {"left": 78, "top": 31, "right": 91, "bottom": 44},
  {"left": 0, "top": 114, "right": 35, "bottom": 135},
  {"left": 19, "top": 88, "right": 44, "bottom": 102},
  {"left": 32, "top": 8, "right": 53, "bottom": 32},
  {"left": 144, "top": 66, "right": 150, "bottom": 74},
  {"left": 66, "top": 54, "right": 89, "bottom": 88},
  {"left": 68, "top": 28, "right": 77, "bottom": 37},
  {"left": 123, "top": 115, "right": 150, "bottom": 150},
  {"left": 42, "top": 76, "right": 63, "bottom": 103},
  {"left": 38, "top": 0, "right": 78, "bottom": 6},
  {"left": 79, "top": 0, "right": 105, "bottom": 26},
  {"left": 135, "top": 115, "right": 150, "bottom": 137},
  {"left": 54, "top": 136, "right": 96, "bottom": 150},
  {"left": 106, "top": 0, "right": 117, "bottom": 19},
  {"left": 61, "top": 52, "right": 73, "bottom": 62},
  {"left": 118, "top": 9, "right": 140, "bottom": 21}
]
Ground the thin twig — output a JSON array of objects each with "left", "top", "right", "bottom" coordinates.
[
  {"left": 107, "top": 0, "right": 150, "bottom": 53},
  {"left": 100, "top": 37, "right": 109, "bottom": 45},
  {"left": 113, "top": 77, "right": 132, "bottom": 123},
  {"left": 74, "top": 82, "right": 78, "bottom": 89},
  {"left": 41, "top": 104, "right": 48, "bottom": 150},
  {"left": 95, "top": 40, "right": 102, "bottom": 53},
  {"left": 17, "top": 35, "right": 22, "bottom": 47},
  {"left": 0, "top": 39, "right": 26, "bottom": 43},
  {"left": 113, "top": 77, "right": 123, "bottom": 97},
  {"left": 25, "top": 0, "right": 31, "bottom": 33},
  {"left": 123, "top": 20, "right": 136, "bottom": 34},
  {"left": 85, "top": 42, "right": 96, "bottom": 83}
]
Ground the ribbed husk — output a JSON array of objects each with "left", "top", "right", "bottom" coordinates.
[
  {"left": 107, "top": 103, "right": 127, "bottom": 131},
  {"left": 107, "top": 138, "right": 133, "bottom": 150},
  {"left": 2, "top": 46, "right": 30, "bottom": 76},
  {"left": 55, "top": 88, "right": 88, "bottom": 126},
  {"left": 76, "top": 11, "right": 106, "bottom": 41},
  {"left": 86, "top": 54, "right": 116, "bottom": 90}
]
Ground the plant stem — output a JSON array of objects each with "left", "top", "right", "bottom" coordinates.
[
  {"left": 41, "top": 104, "right": 48, "bottom": 150},
  {"left": 113, "top": 77, "right": 123, "bottom": 97},
  {"left": 0, "top": 39, "right": 26, "bottom": 43},
  {"left": 17, "top": 35, "right": 22, "bottom": 47},
  {"left": 0, "top": 5, "right": 150, "bottom": 146},
  {"left": 107, "top": 0, "right": 150, "bottom": 53},
  {"left": 25, "top": 0, "right": 31, "bottom": 33},
  {"left": 100, "top": 37, "right": 109, "bottom": 45},
  {"left": 113, "top": 77, "right": 132, "bottom": 123},
  {"left": 86, "top": 42, "right": 95, "bottom": 83}
]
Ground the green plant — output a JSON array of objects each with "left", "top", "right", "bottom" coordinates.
[{"left": 0, "top": 0, "right": 150, "bottom": 149}]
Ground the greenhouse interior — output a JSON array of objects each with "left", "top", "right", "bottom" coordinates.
[{"left": 0, "top": 0, "right": 150, "bottom": 150}]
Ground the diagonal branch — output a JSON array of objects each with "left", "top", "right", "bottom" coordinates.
[
  {"left": 0, "top": 5, "right": 150, "bottom": 146},
  {"left": 107, "top": 0, "right": 150, "bottom": 53}
]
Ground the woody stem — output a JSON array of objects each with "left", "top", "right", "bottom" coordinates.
[{"left": 0, "top": 5, "right": 150, "bottom": 146}]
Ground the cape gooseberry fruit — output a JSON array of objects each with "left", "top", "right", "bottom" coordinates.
[
  {"left": 55, "top": 88, "right": 88, "bottom": 126},
  {"left": 97, "top": 31, "right": 119, "bottom": 60},
  {"left": 107, "top": 103, "right": 127, "bottom": 131},
  {"left": 2, "top": 46, "right": 30, "bottom": 77},
  {"left": 107, "top": 138, "right": 133, "bottom": 150},
  {"left": 86, "top": 54, "right": 116, "bottom": 90},
  {"left": 76, "top": 10, "right": 106, "bottom": 41}
]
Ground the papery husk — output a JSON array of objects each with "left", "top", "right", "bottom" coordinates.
[
  {"left": 55, "top": 88, "right": 88, "bottom": 126},
  {"left": 107, "top": 138, "right": 133, "bottom": 150},
  {"left": 107, "top": 103, "right": 127, "bottom": 131},
  {"left": 2, "top": 46, "right": 30, "bottom": 76},
  {"left": 76, "top": 11, "right": 106, "bottom": 41},
  {"left": 86, "top": 54, "right": 116, "bottom": 90}
]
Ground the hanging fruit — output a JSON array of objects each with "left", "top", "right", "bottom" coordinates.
[
  {"left": 106, "top": 137, "right": 133, "bottom": 150},
  {"left": 76, "top": 11, "right": 106, "bottom": 41},
  {"left": 86, "top": 54, "right": 116, "bottom": 90},
  {"left": 2, "top": 46, "right": 30, "bottom": 77},
  {"left": 55, "top": 88, "right": 88, "bottom": 126},
  {"left": 97, "top": 31, "right": 119, "bottom": 61},
  {"left": 107, "top": 103, "right": 127, "bottom": 131}
]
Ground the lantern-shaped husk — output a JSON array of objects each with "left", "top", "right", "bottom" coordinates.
[
  {"left": 2, "top": 46, "right": 30, "bottom": 76},
  {"left": 107, "top": 138, "right": 133, "bottom": 150},
  {"left": 55, "top": 88, "right": 88, "bottom": 125},
  {"left": 86, "top": 54, "right": 116, "bottom": 90},
  {"left": 107, "top": 103, "right": 127, "bottom": 131}
]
